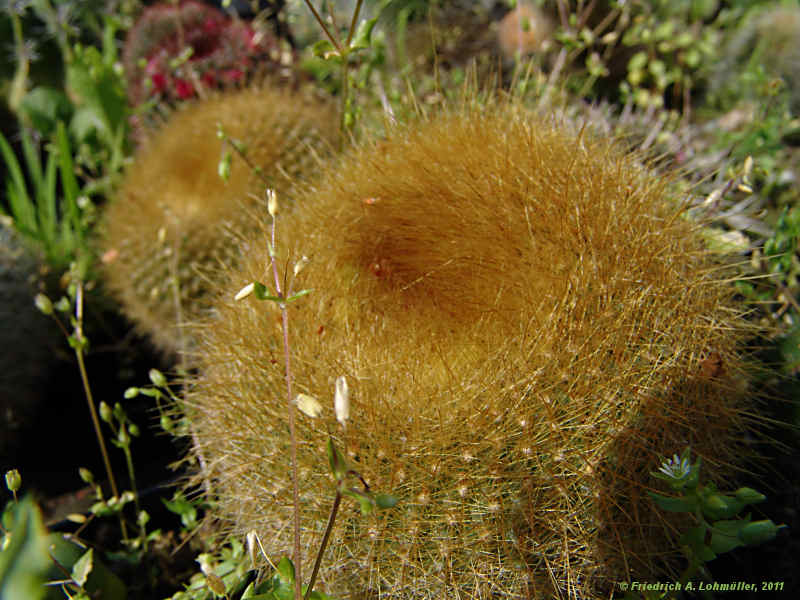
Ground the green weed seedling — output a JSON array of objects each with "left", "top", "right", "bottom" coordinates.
[
  {"left": 300, "top": 0, "right": 381, "bottom": 139},
  {"left": 0, "top": 472, "right": 51, "bottom": 600},
  {"left": 35, "top": 263, "right": 128, "bottom": 542},
  {"left": 0, "top": 123, "right": 92, "bottom": 274},
  {"left": 623, "top": 448, "right": 786, "bottom": 599},
  {"left": 0, "top": 470, "right": 127, "bottom": 600}
]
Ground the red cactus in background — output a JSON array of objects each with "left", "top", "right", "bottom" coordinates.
[{"left": 122, "top": 1, "right": 285, "bottom": 108}]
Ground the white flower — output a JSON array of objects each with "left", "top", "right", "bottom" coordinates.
[{"left": 658, "top": 453, "right": 692, "bottom": 480}]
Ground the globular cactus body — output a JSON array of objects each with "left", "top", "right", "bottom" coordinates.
[
  {"left": 186, "top": 102, "right": 755, "bottom": 598},
  {"left": 123, "top": 0, "right": 286, "bottom": 108},
  {"left": 100, "top": 86, "right": 336, "bottom": 355}
]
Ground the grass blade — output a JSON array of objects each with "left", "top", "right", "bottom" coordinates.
[
  {"left": 40, "top": 147, "right": 59, "bottom": 249},
  {"left": 55, "top": 121, "right": 81, "bottom": 254},
  {"left": 0, "top": 129, "right": 37, "bottom": 235}
]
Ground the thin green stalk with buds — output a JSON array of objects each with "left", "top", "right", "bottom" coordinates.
[
  {"left": 268, "top": 190, "right": 304, "bottom": 600},
  {"left": 234, "top": 189, "right": 310, "bottom": 600},
  {"left": 302, "top": 0, "right": 378, "bottom": 141},
  {"left": 35, "top": 270, "right": 127, "bottom": 542},
  {"left": 232, "top": 189, "right": 396, "bottom": 600}
]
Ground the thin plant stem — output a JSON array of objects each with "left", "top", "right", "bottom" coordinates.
[
  {"left": 304, "top": 490, "right": 342, "bottom": 600},
  {"left": 269, "top": 215, "right": 303, "bottom": 600},
  {"left": 121, "top": 443, "right": 143, "bottom": 538},
  {"left": 302, "top": 0, "right": 342, "bottom": 54},
  {"left": 340, "top": 59, "right": 349, "bottom": 142},
  {"left": 74, "top": 282, "right": 128, "bottom": 541},
  {"left": 344, "top": 0, "right": 363, "bottom": 48}
]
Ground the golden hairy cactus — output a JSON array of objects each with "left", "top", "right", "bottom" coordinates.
[
  {"left": 186, "top": 101, "right": 755, "bottom": 598},
  {"left": 100, "top": 85, "right": 336, "bottom": 355}
]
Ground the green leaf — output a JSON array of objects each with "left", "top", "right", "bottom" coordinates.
[
  {"left": 710, "top": 519, "right": 747, "bottom": 555},
  {"left": 162, "top": 493, "right": 198, "bottom": 529},
  {"left": 648, "top": 491, "right": 696, "bottom": 513},
  {"left": 627, "top": 51, "right": 648, "bottom": 74},
  {"left": 71, "top": 548, "right": 93, "bottom": 588},
  {"left": 55, "top": 121, "right": 81, "bottom": 248},
  {"left": 218, "top": 151, "right": 232, "bottom": 182},
  {"left": 38, "top": 146, "right": 59, "bottom": 248},
  {"left": 349, "top": 17, "right": 378, "bottom": 52},
  {"left": 275, "top": 556, "right": 295, "bottom": 586},
  {"left": 253, "top": 282, "right": 283, "bottom": 302},
  {"left": 0, "top": 129, "right": 37, "bottom": 234},
  {"left": 680, "top": 524, "right": 717, "bottom": 561},
  {"left": 312, "top": 39, "right": 339, "bottom": 60},
  {"left": 46, "top": 534, "right": 127, "bottom": 600},
  {"left": 0, "top": 497, "right": 51, "bottom": 600},
  {"left": 286, "top": 289, "right": 313, "bottom": 302},
  {"left": 19, "top": 87, "right": 72, "bottom": 136}
]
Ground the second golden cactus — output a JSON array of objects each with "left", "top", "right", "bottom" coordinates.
[{"left": 100, "top": 86, "right": 336, "bottom": 355}]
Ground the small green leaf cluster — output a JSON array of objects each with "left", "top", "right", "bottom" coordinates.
[
  {"left": 0, "top": 496, "right": 51, "bottom": 600},
  {"left": 648, "top": 448, "right": 786, "bottom": 581},
  {"left": 2, "top": 3, "right": 129, "bottom": 276},
  {"left": 162, "top": 491, "right": 204, "bottom": 533},
  {"left": 125, "top": 368, "right": 188, "bottom": 436},
  {"left": 765, "top": 206, "right": 800, "bottom": 292},
  {"left": 1, "top": 123, "right": 94, "bottom": 274},
  {"left": 167, "top": 538, "right": 258, "bottom": 600},
  {"left": 555, "top": 0, "right": 718, "bottom": 110},
  {"left": 77, "top": 467, "right": 133, "bottom": 520},
  {"left": 99, "top": 399, "right": 141, "bottom": 450},
  {"left": 1, "top": 473, "right": 127, "bottom": 600},
  {"left": 300, "top": 0, "right": 384, "bottom": 136},
  {"left": 35, "top": 261, "right": 96, "bottom": 350},
  {"left": 239, "top": 556, "right": 336, "bottom": 600},
  {"left": 6, "top": 4, "right": 130, "bottom": 187}
]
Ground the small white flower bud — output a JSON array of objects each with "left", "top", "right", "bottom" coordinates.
[
  {"left": 334, "top": 376, "right": 350, "bottom": 427},
  {"left": 235, "top": 282, "right": 255, "bottom": 301},
  {"left": 266, "top": 188, "right": 278, "bottom": 217},
  {"left": 149, "top": 368, "right": 167, "bottom": 387},
  {"left": 743, "top": 155, "right": 753, "bottom": 178},
  {"left": 296, "top": 393, "right": 323, "bottom": 418},
  {"left": 293, "top": 255, "right": 309, "bottom": 277},
  {"left": 246, "top": 530, "right": 258, "bottom": 567},
  {"left": 34, "top": 293, "right": 53, "bottom": 315}
]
